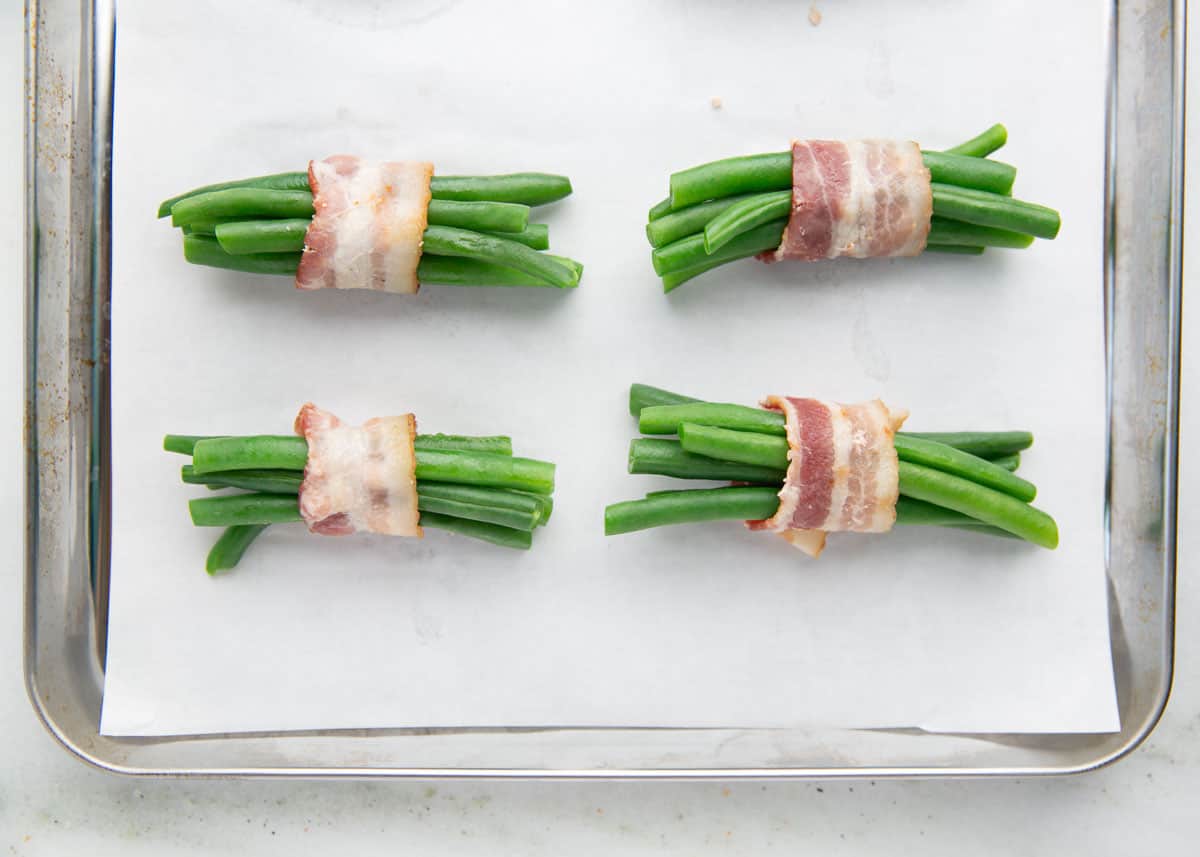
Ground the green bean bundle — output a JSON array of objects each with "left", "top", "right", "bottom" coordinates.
[
  {"left": 160, "top": 157, "right": 583, "bottom": 291},
  {"left": 646, "top": 125, "right": 1061, "bottom": 291},
  {"left": 166, "top": 407, "right": 556, "bottom": 574},
  {"left": 605, "top": 383, "right": 1058, "bottom": 554}
]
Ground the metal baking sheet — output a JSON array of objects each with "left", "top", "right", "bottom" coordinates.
[{"left": 24, "top": 0, "right": 1183, "bottom": 776}]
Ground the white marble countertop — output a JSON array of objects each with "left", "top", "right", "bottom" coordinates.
[{"left": 2, "top": 6, "right": 1195, "bottom": 854}]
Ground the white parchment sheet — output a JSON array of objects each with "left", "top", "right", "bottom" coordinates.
[{"left": 101, "top": 0, "right": 1118, "bottom": 735}]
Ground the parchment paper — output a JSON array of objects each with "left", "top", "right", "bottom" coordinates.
[{"left": 101, "top": 0, "right": 1118, "bottom": 736}]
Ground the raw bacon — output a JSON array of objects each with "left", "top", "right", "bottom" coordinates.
[
  {"left": 764, "top": 140, "right": 931, "bottom": 262},
  {"left": 295, "top": 155, "right": 433, "bottom": 293},
  {"left": 746, "top": 397, "right": 906, "bottom": 557},
  {"left": 294, "top": 403, "right": 421, "bottom": 538}
]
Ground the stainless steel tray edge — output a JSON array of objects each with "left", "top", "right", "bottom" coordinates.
[{"left": 23, "top": 0, "right": 1184, "bottom": 779}]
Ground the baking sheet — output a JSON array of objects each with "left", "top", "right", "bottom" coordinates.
[{"left": 100, "top": 0, "right": 1117, "bottom": 736}]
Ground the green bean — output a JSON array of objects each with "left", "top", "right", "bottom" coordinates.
[
  {"left": 652, "top": 219, "right": 786, "bottom": 277},
  {"left": 668, "top": 152, "right": 792, "bottom": 210},
  {"left": 605, "top": 486, "right": 780, "bottom": 535},
  {"left": 183, "top": 234, "right": 301, "bottom": 276},
  {"left": 417, "top": 255, "right": 556, "bottom": 288},
  {"left": 678, "top": 423, "right": 788, "bottom": 470},
  {"left": 170, "top": 188, "right": 315, "bottom": 228},
  {"left": 180, "top": 216, "right": 242, "bottom": 235},
  {"left": 647, "top": 197, "right": 673, "bottom": 221},
  {"left": 931, "top": 184, "right": 1061, "bottom": 239},
  {"left": 486, "top": 224, "right": 549, "bottom": 251},
  {"left": 192, "top": 436, "right": 309, "bottom": 474},
  {"left": 427, "top": 199, "right": 530, "bottom": 233},
  {"left": 701, "top": 190, "right": 792, "bottom": 253},
  {"left": 417, "top": 495, "right": 539, "bottom": 531},
  {"left": 189, "top": 493, "right": 302, "bottom": 527},
  {"left": 902, "top": 431, "right": 1033, "bottom": 458},
  {"left": 927, "top": 217, "right": 1034, "bottom": 249},
  {"left": 173, "top": 433, "right": 510, "bottom": 458},
  {"left": 414, "top": 434, "right": 513, "bottom": 455},
  {"left": 897, "top": 461, "right": 1058, "bottom": 548},
  {"left": 416, "top": 481, "right": 546, "bottom": 520},
  {"left": 215, "top": 219, "right": 310, "bottom": 255},
  {"left": 925, "top": 244, "right": 986, "bottom": 255},
  {"left": 639, "top": 403, "right": 786, "bottom": 437},
  {"left": 164, "top": 434, "right": 215, "bottom": 455},
  {"left": 646, "top": 195, "right": 759, "bottom": 248},
  {"left": 182, "top": 465, "right": 303, "bottom": 495},
  {"left": 988, "top": 453, "right": 1021, "bottom": 472},
  {"left": 158, "top": 171, "right": 311, "bottom": 219},
  {"left": 893, "top": 497, "right": 1015, "bottom": 539},
  {"left": 205, "top": 524, "right": 269, "bottom": 574},
  {"left": 628, "top": 384, "right": 700, "bottom": 416},
  {"left": 419, "top": 511, "right": 532, "bottom": 549},
  {"left": 892, "top": 435, "right": 1036, "bottom": 502},
  {"left": 415, "top": 449, "right": 555, "bottom": 495},
  {"left": 429, "top": 173, "right": 572, "bottom": 206},
  {"left": 922, "top": 151, "right": 1016, "bottom": 195},
  {"left": 945, "top": 124, "right": 1008, "bottom": 158},
  {"left": 629, "top": 438, "right": 784, "bottom": 484},
  {"left": 665, "top": 143, "right": 1020, "bottom": 211},
  {"left": 661, "top": 244, "right": 772, "bottom": 292},
  {"left": 422, "top": 225, "right": 580, "bottom": 288}
]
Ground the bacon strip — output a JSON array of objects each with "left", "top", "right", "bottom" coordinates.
[
  {"left": 294, "top": 403, "right": 421, "bottom": 538},
  {"left": 763, "top": 139, "right": 931, "bottom": 263},
  {"left": 295, "top": 155, "right": 433, "bottom": 294},
  {"left": 746, "top": 397, "right": 906, "bottom": 557}
]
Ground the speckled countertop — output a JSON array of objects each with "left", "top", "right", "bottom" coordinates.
[{"left": 2, "top": 7, "right": 1196, "bottom": 854}]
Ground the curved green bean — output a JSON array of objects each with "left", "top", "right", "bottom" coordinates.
[
  {"left": 931, "top": 183, "right": 1061, "bottom": 239},
  {"left": 702, "top": 190, "right": 792, "bottom": 253},
  {"left": 215, "top": 219, "right": 310, "bottom": 255},
  {"left": 419, "top": 511, "right": 532, "bottom": 549},
  {"left": 646, "top": 195, "right": 759, "bottom": 248},
  {"left": 206, "top": 524, "right": 269, "bottom": 574},
  {"left": 897, "top": 461, "right": 1058, "bottom": 548},
  {"left": 651, "top": 219, "right": 786, "bottom": 277},
  {"left": 629, "top": 438, "right": 784, "bottom": 484},
  {"left": 171, "top": 188, "right": 315, "bottom": 228},
  {"left": 427, "top": 199, "right": 530, "bottom": 233},
  {"left": 422, "top": 225, "right": 580, "bottom": 288},
  {"left": 927, "top": 216, "right": 1034, "bottom": 249},
  {"left": 605, "top": 486, "right": 780, "bottom": 535},
  {"left": 417, "top": 494, "right": 539, "bottom": 531},
  {"left": 417, "top": 255, "right": 560, "bottom": 288},
  {"left": 182, "top": 465, "right": 303, "bottom": 495},
  {"left": 945, "top": 124, "right": 1008, "bottom": 158},
  {"left": 892, "top": 435, "right": 1036, "bottom": 502},
  {"left": 429, "top": 173, "right": 572, "bottom": 206},
  {"left": 416, "top": 481, "right": 547, "bottom": 521},
  {"left": 158, "top": 171, "right": 311, "bottom": 219},
  {"left": 893, "top": 497, "right": 1014, "bottom": 539}
]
